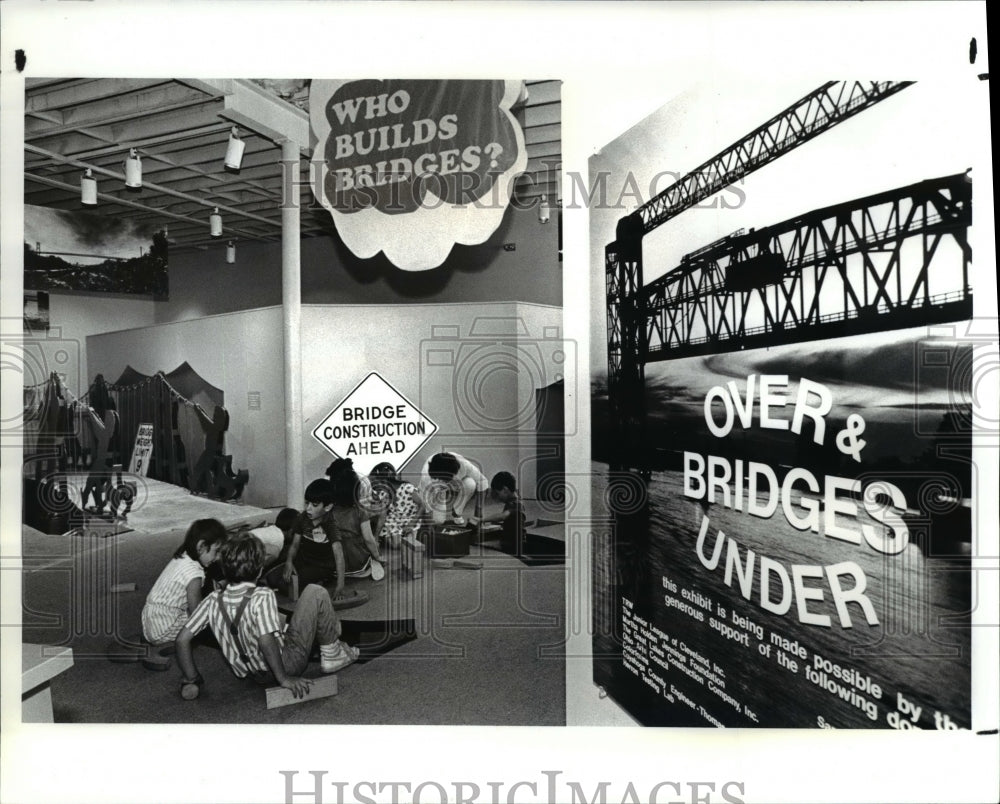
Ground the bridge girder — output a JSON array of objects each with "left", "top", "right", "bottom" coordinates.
[{"left": 644, "top": 173, "right": 972, "bottom": 361}]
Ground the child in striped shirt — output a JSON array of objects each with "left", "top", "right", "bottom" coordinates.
[
  {"left": 175, "top": 533, "right": 358, "bottom": 700},
  {"left": 141, "top": 519, "right": 227, "bottom": 646}
]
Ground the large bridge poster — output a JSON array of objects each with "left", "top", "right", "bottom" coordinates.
[{"left": 590, "top": 80, "right": 993, "bottom": 729}]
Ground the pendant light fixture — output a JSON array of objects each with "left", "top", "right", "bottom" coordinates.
[
  {"left": 81, "top": 169, "right": 97, "bottom": 204},
  {"left": 539, "top": 194, "right": 551, "bottom": 224},
  {"left": 124, "top": 148, "right": 142, "bottom": 188},
  {"left": 210, "top": 207, "right": 223, "bottom": 237},
  {"left": 224, "top": 126, "right": 246, "bottom": 171},
  {"left": 226, "top": 241, "right": 236, "bottom": 263}
]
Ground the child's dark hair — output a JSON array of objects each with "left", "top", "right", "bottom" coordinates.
[
  {"left": 326, "top": 458, "right": 354, "bottom": 480},
  {"left": 173, "top": 518, "right": 227, "bottom": 561},
  {"left": 220, "top": 534, "right": 265, "bottom": 583},
  {"left": 491, "top": 471, "right": 517, "bottom": 493},
  {"left": 370, "top": 462, "right": 398, "bottom": 482},
  {"left": 370, "top": 461, "right": 400, "bottom": 494},
  {"left": 330, "top": 470, "right": 360, "bottom": 508},
  {"left": 275, "top": 507, "right": 299, "bottom": 532},
  {"left": 428, "top": 452, "right": 460, "bottom": 481},
  {"left": 304, "top": 478, "right": 334, "bottom": 505}
]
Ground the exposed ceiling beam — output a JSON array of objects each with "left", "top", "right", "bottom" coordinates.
[
  {"left": 182, "top": 78, "right": 310, "bottom": 152},
  {"left": 25, "top": 143, "right": 282, "bottom": 229},
  {"left": 25, "top": 93, "right": 222, "bottom": 142},
  {"left": 25, "top": 172, "right": 277, "bottom": 243},
  {"left": 25, "top": 78, "right": 171, "bottom": 114},
  {"left": 24, "top": 122, "right": 235, "bottom": 168}
]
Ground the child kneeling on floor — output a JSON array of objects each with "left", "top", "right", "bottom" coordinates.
[
  {"left": 471, "top": 471, "right": 526, "bottom": 555},
  {"left": 174, "top": 533, "right": 358, "bottom": 701},
  {"left": 142, "top": 518, "right": 226, "bottom": 647}
]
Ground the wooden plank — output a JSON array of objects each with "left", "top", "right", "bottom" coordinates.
[
  {"left": 525, "top": 80, "right": 562, "bottom": 106},
  {"left": 265, "top": 674, "right": 338, "bottom": 709},
  {"left": 22, "top": 644, "right": 74, "bottom": 693},
  {"left": 527, "top": 523, "right": 566, "bottom": 543},
  {"left": 523, "top": 123, "right": 560, "bottom": 146},
  {"left": 526, "top": 140, "right": 561, "bottom": 159},
  {"left": 524, "top": 103, "right": 561, "bottom": 129}
]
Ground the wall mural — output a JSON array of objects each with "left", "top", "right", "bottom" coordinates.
[
  {"left": 23, "top": 290, "right": 49, "bottom": 333},
  {"left": 24, "top": 204, "right": 168, "bottom": 298}
]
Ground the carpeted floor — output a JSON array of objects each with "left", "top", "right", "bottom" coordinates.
[{"left": 20, "top": 478, "right": 566, "bottom": 725}]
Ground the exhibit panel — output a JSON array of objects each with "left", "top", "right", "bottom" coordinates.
[
  {"left": 594, "top": 327, "right": 974, "bottom": 728},
  {"left": 589, "top": 79, "right": 994, "bottom": 729}
]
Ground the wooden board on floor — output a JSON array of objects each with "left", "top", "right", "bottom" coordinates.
[
  {"left": 525, "top": 523, "right": 565, "bottom": 543},
  {"left": 265, "top": 674, "right": 338, "bottom": 709}
]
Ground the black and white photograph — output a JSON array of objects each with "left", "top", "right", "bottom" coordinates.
[
  {"left": 15, "top": 75, "right": 566, "bottom": 726},
  {"left": 589, "top": 80, "right": 988, "bottom": 729},
  {"left": 1, "top": 3, "right": 997, "bottom": 804}
]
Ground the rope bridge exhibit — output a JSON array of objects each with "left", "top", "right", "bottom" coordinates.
[{"left": 22, "top": 364, "right": 249, "bottom": 534}]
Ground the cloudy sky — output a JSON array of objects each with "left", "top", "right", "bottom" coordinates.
[{"left": 24, "top": 205, "right": 161, "bottom": 266}]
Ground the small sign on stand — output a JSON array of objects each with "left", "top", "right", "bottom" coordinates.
[{"left": 128, "top": 423, "right": 154, "bottom": 477}]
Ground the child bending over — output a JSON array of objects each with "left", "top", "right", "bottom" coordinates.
[
  {"left": 471, "top": 472, "right": 526, "bottom": 555},
  {"left": 250, "top": 507, "right": 300, "bottom": 572},
  {"left": 175, "top": 534, "right": 358, "bottom": 700},
  {"left": 142, "top": 518, "right": 226, "bottom": 646},
  {"left": 419, "top": 451, "right": 487, "bottom": 526},
  {"left": 370, "top": 462, "right": 422, "bottom": 548}
]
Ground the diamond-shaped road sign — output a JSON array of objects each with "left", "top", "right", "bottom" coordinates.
[{"left": 311, "top": 372, "right": 437, "bottom": 476}]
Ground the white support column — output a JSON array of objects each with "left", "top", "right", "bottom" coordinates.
[{"left": 281, "top": 138, "right": 303, "bottom": 506}]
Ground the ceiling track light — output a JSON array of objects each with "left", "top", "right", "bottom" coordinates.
[
  {"left": 124, "top": 147, "right": 142, "bottom": 188},
  {"left": 539, "top": 194, "right": 551, "bottom": 224},
  {"left": 81, "top": 168, "right": 97, "bottom": 205},
  {"left": 226, "top": 241, "right": 236, "bottom": 264},
  {"left": 225, "top": 126, "right": 246, "bottom": 171},
  {"left": 210, "top": 207, "right": 223, "bottom": 237}
]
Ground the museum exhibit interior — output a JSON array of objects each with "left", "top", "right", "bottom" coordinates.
[{"left": 17, "top": 77, "right": 568, "bottom": 724}]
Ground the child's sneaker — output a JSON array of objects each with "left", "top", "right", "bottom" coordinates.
[
  {"left": 451, "top": 514, "right": 467, "bottom": 526},
  {"left": 320, "top": 641, "right": 359, "bottom": 674}
]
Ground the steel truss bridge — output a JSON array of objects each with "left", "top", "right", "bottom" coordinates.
[
  {"left": 604, "top": 81, "right": 973, "bottom": 469},
  {"left": 644, "top": 172, "right": 972, "bottom": 360}
]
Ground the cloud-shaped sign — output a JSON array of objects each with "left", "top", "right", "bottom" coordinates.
[{"left": 310, "top": 79, "right": 528, "bottom": 271}]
